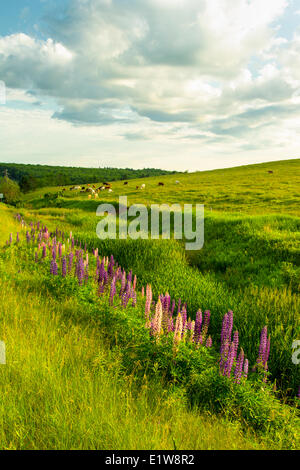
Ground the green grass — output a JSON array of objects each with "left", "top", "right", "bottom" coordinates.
[
  {"left": 0, "top": 158, "right": 299, "bottom": 449},
  {"left": 24, "top": 158, "right": 300, "bottom": 216},
  {"left": 0, "top": 211, "right": 279, "bottom": 450}
]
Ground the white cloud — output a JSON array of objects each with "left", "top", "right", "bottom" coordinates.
[{"left": 0, "top": 0, "right": 299, "bottom": 169}]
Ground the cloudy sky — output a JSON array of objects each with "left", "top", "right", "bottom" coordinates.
[{"left": 0, "top": 0, "right": 299, "bottom": 171}]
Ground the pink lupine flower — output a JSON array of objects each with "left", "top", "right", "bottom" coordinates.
[
  {"left": 151, "top": 299, "right": 163, "bottom": 340},
  {"left": 173, "top": 313, "right": 183, "bottom": 348}
]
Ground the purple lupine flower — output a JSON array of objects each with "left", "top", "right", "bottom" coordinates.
[
  {"left": 77, "top": 257, "right": 85, "bottom": 285},
  {"left": 62, "top": 257, "right": 67, "bottom": 278},
  {"left": 58, "top": 243, "right": 62, "bottom": 258},
  {"left": 68, "top": 252, "right": 74, "bottom": 273},
  {"left": 202, "top": 310, "right": 211, "bottom": 336},
  {"left": 171, "top": 300, "right": 176, "bottom": 316},
  {"left": 194, "top": 310, "right": 203, "bottom": 344},
  {"left": 50, "top": 259, "right": 58, "bottom": 276},
  {"left": 232, "top": 331, "right": 239, "bottom": 360},
  {"left": 9, "top": 233, "right": 13, "bottom": 244},
  {"left": 16, "top": 232, "right": 20, "bottom": 243},
  {"left": 206, "top": 336, "right": 212, "bottom": 348},
  {"left": 221, "top": 313, "right": 229, "bottom": 347},
  {"left": 109, "top": 276, "right": 116, "bottom": 305},
  {"left": 220, "top": 340, "right": 230, "bottom": 374},
  {"left": 224, "top": 341, "right": 235, "bottom": 377},
  {"left": 257, "top": 326, "right": 268, "bottom": 365},
  {"left": 26, "top": 231, "right": 31, "bottom": 243},
  {"left": 234, "top": 349, "right": 245, "bottom": 384}
]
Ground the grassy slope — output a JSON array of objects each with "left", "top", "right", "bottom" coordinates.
[
  {"left": 25, "top": 158, "right": 300, "bottom": 215},
  {"left": 21, "top": 159, "right": 300, "bottom": 394},
  {"left": 0, "top": 206, "right": 272, "bottom": 450}
]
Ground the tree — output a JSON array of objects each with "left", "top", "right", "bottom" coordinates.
[{"left": 0, "top": 175, "right": 22, "bottom": 205}]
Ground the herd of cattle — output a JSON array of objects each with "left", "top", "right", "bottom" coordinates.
[{"left": 59, "top": 180, "right": 181, "bottom": 198}]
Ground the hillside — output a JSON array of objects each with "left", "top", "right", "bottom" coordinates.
[
  {"left": 25, "top": 158, "right": 300, "bottom": 216},
  {"left": 0, "top": 158, "right": 299, "bottom": 450}
]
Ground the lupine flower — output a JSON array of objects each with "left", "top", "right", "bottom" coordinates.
[
  {"left": 224, "top": 341, "right": 235, "bottom": 377},
  {"left": 243, "top": 359, "right": 249, "bottom": 379},
  {"left": 145, "top": 284, "right": 152, "bottom": 325},
  {"left": 62, "top": 257, "right": 67, "bottom": 278},
  {"left": 173, "top": 313, "right": 183, "bottom": 349},
  {"left": 151, "top": 299, "right": 163, "bottom": 340},
  {"left": 234, "top": 349, "right": 245, "bottom": 384},
  {"left": 206, "top": 336, "right": 212, "bottom": 348},
  {"left": 109, "top": 276, "right": 116, "bottom": 305},
  {"left": 50, "top": 259, "right": 58, "bottom": 276},
  {"left": 194, "top": 310, "right": 202, "bottom": 344}
]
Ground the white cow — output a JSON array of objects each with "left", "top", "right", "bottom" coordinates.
[{"left": 140, "top": 184, "right": 146, "bottom": 189}]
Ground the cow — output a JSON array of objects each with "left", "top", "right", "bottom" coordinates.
[
  {"left": 140, "top": 184, "right": 146, "bottom": 189},
  {"left": 175, "top": 181, "right": 180, "bottom": 184},
  {"left": 100, "top": 186, "right": 106, "bottom": 191},
  {"left": 124, "top": 182, "right": 128, "bottom": 185},
  {"left": 136, "top": 186, "right": 140, "bottom": 190},
  {"left": 268, "top": 171, "right": 274, "bottom": 174},
  {"left": 158, "top": 182, "right": 164, "bottom": 186}
]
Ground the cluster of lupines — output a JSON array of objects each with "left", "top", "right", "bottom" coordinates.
[
  {"left": 12, "top": 214, "right": 293, "bottom": 393},
  {"left": 255, "top": 325, "right": 271, "bottom": 382},
  {"left": 145, "top": 288, "right": 213, "bottom": 351},
  {"left": 219, "top": 311, "right": 249, "bottom": 383}
]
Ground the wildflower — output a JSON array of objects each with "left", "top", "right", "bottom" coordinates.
[
  {"left": 194, "top": 310, "right": 202, "bottom": 344},
  {"left": 234, "top": 349, "right": 245, "bottom": 384},
  {"left": 173, "top": 313, "right": 183, "bottom": 349},
  {"left": 50, "top": 259, "right": 58, "bottom": 276},
  {"left": 206, "top": 336, "right": 212, "bottom": 348},
  {"left": 145, "top": 284, "right": 152, "bottom": 324},
  {"left": 109, "top": 276, "right": 116, "bottom": 306},
  {"left": 243, "top": 359, "right": 249, "bottom": 379},
  {"left": 151, "top": 299, "right": 163, "bottom": 340},
  {"left": 62, "top": 257, "right": 67, "bottom": 278}
]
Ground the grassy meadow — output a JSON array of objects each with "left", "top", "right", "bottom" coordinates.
[{"left": 0, "top": 158, "right": 299, "bottom": 449}]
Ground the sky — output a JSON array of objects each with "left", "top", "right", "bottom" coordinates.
[{"left": 0, "top": 0, "right": 300, "bottom": 171}]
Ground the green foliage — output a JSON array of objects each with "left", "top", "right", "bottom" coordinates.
[
  {"left": 0, "top": 162, "right": 176, "bottom": 192},
  {"left": 0, "top": 175, "right": 22, "bottom": 206}
]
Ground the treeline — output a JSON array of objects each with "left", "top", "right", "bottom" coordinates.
[{"left": 0, "top": 163, "right": 176, "bottom": 192}]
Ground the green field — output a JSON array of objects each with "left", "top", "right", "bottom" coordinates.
[{"left": 0, "top": 158, "right": 299, "bottom": 449}]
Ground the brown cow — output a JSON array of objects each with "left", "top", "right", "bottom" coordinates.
[
  {"left": 136, "top": 186, "right": 140, "bottom": 190},
  {"left": 124, "top": 182, "right": 128, "bottom": 185},
  {"left": 268, "top": 171, "right": 273, "bottom": 174},
  {"left": 158, "top": 182, "right": 164, "bottom": 186}
]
